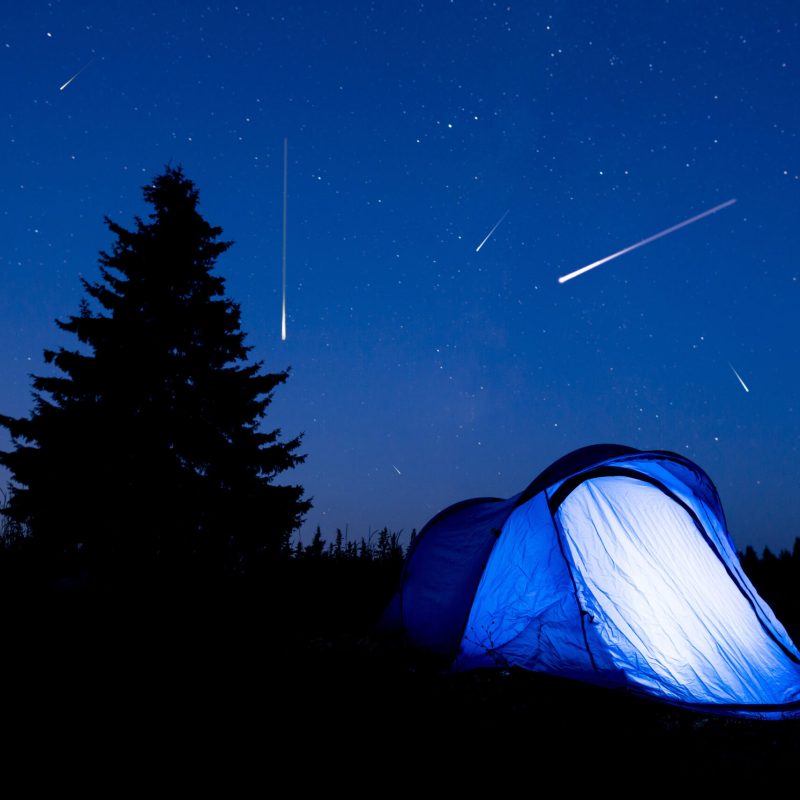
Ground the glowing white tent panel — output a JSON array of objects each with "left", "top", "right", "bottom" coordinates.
[{"left": 558, "top": 477, "right": 800, "bottom": 707}]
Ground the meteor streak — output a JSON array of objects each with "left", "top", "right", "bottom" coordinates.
[
  {"left": 558, "top": 198, "right": 737, "bottom": 284},
  {"left": 392, "top": 464, "right": 402, "bottom": 475},
  {"left": 281, "top": 137, "right": 288, "bottom": 341},
  {"left": 475, "top": 209, "right": 510, "bottom": 252},
  {"left": 59, "top": 59, "right": 94, "bottom": 92},
  {"left": 729, "top": 363, "right": 750, "bottom": 393}
]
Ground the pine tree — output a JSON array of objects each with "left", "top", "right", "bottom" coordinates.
[
  {"left": 0, "top": 166, "right": 310, "bottom": 586},
  {"left": 306, "top": 526, "right": 325, "bottom": 559},
  {"left": 332, "top": 528, "right": 343, "bottom": 559}
]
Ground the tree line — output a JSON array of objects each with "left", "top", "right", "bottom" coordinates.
[
  {"left": 292, "top": 526, "right": 416, "bottom": 563},
  {"left": 739, "top": 539, "right": 800, "bottom": 630}
]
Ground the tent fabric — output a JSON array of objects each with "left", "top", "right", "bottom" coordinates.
[
  {"left": 388, "top": 445, "right": 800, "bottom": 718},
  {"left": 399, "top": 495, "right": 515, "bottom": 656}
]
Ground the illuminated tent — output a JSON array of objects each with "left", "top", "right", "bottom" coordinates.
[{"left": 386, "top": 445, "right": 800, "bottom": 718}]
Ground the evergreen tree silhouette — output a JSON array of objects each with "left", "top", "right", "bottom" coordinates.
[
  {"left": 0, "top": 166, "right": 310, "bottom": 587},
  {"left": 306, "top": 526, "right": 325, "bottom": 559},
  {"left": 331, "top": 528, "right": 343, "bottom": 559}
]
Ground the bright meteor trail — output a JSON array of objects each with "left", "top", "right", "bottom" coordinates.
[
  {"left": 475, "top": 209, "right": 510, "bottom": 252},
  {"left": 59, "top": 59, "right": 94, "bottom": 92},
  {"left": 729, "top": 363, "right": 750, "bottom": 393},
  {"left": 558, "top": 198, "right": 737, "bottom": 284},
  {"left": 281, "top": 137, "right": 288, "bottom": 342}
]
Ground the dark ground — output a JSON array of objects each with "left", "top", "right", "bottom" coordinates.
[{"left": 2, "top": 558, "right": 798, "bottom": 785}]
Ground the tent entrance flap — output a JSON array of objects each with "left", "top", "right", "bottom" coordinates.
[{"left": 556, "top": 475, "right": 800, "bottom": 707}]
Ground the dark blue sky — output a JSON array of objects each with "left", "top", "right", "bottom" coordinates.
[{"left": 3, "top": 2, "right": 800, "bottom": 552}]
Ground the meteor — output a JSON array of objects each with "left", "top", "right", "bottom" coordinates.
[
  {"left": 281, "top": 137, "right": 288, "bottom": 341},
  {"left": 558, "top": 198, "right": 737, "bottom": 284},
  {"left": 392, "top": 464, "right": 402, "bottom": 475},
  {"left": 59, "top": 59, "right": 94, "bottom": 92},
  {"left": 729, "top": 363, "right": 750, "bottom": 393},
  {"left": 475, "top": 209, "right": 510, "bottom": 252}
]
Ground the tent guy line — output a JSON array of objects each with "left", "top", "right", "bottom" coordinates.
[{"left": 557, "top": 198, "right": 737, "bottom": 284}]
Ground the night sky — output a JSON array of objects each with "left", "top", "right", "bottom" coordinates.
[{"left": 3, "top": 2, "right": 800, "bottom": 553}]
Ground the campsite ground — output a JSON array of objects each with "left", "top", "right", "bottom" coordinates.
[{"left": 3, "top": 561, "right": 798, "bottom": 781}]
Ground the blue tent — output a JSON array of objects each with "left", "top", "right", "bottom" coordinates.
[{"left": 386, "top": 445, "right": 800, "bottom": 718}]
